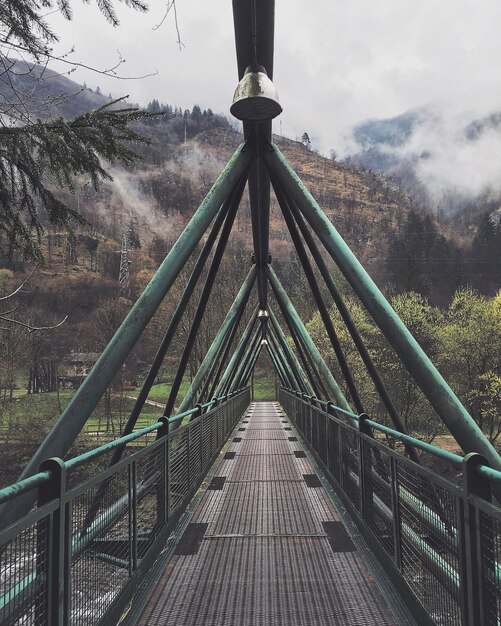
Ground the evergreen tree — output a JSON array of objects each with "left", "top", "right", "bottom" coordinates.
[
  {"left": 471, "top": 211, "right": 501, "bottom": 287},
  {"left": 191, "top": 104, "right": 202, "bottom": 124},
  {"left": 385, "top": 209, "right": 460, "bottom": 299},
  {"left": 301, "top": 132, "right": 311, "bottom": 150},
  {"left": 0, "top": 0, "right": 153, "bottom": 261}
]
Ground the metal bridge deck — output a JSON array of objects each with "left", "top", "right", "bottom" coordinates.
[{"left": 135, "top": 402, "right": 401, "bottom": 625}]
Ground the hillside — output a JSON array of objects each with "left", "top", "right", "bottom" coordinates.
[
  {"left": 2, "top": 59, "right": 113, "bottom": 119},
  {"left": 1, "top": 65, "right": 473, "bottom": 310},
  {"left": 346, "top": 105, "right": 501, "bottom": 229},
  {"left": 0, "top": 60, "right": 440, "bottom": 280},
  {"left": 0, "top": 63, "right": 498, "bottom": 472}
]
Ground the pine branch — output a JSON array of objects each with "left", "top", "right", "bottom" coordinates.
[{"left": 0, "top": 99, "right": 158, "bottom": 260}]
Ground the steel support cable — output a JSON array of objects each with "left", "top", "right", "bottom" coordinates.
[
  {"left": 274, "top": 178, "right": 451, "bottom": 523},
  {"left": 267, "top": 327, "right": 303, "bottom": 391},
  {"left": 267, "top": 327, "right": 302, "bottom": 391},
  {"left": 279, "top": 189, "right": 421, "bottom": 463},
  {"left": 270, "top": 305, "right": 320, "bottom": 398},
  {"left": 196, "top": 308, "right": 242, "bottom": 404},
  {"left": 274, "top": 178, "right": 365, "bottom": 413},
  {"left": 267, "top": 266, "right": 354, "bottom": 419},
  {"left": 80, "top": 183, "right": 248, "bottom": 535},
  {"left": 264, "top": 343, "right": 288, "bottom": 387},
  {"left": 273, "top": 292, "right": 330, "bottom": 400},
  {"left": 78, "top": 205, "right": 236, "bottom": 534},
  {"left": 273, "top": 301, "right": 325, "bottom": 399},
  {"left": 0, "top": 144, "right": 252, "bottom": 531},
  {"left": 96, "top": 187, "right": 234, "bottom": 462},
  {"left": 209, "top": 302, "right": 259, "bottom": 395},
  {"left": 176, "top": 266, "right": 257, "bottom": 415},
  {"left": 216, "top": 309, "right": 259, "bottom": 396},
  {"left": 232, "top": 327, "right": 262, "bottom": 391},
  {"left": 265, "top": 331, "right": 293, "bottom": 388},
  {"left": 265, "top": 142, "right": 501, "bottom": 476},
  {"left": 268, "top": 309, "right": 315, "bottom": 397},
  {"left": 242, "top": 342, "right": 264, "bottom": 388},
  {"left": 163, "top": 174, "right": 247, "bottom": 420},
  {"left": 203, "top": 300, "right": 255, "bottom": 403},
  {"left": 274, "top": 179, "right": 408, "bottom": 494},
  {"left": 269, "top": 294, "right": 326, "bottom": 398}
]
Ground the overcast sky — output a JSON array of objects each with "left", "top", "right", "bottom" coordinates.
[{"left": 50, "top": 1, "right": 501, "bottom": 156}]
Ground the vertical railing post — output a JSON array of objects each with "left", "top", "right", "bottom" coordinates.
[
  {"left": 157, "top": 417, "right": 170, "bottom": 528},
  {"left": 211, "top": 398, "right": 218, "bottom": 454},
  {"left": 358, "top": 414, "right": 373, "bottom": 520},
  {"left": 309, "top": 396, "right": 316, "bottom": 447},
  {"left": 462, "top": 453, "right": 495, "bottom": 626},
  {"left": 128, "top": 462, "right": 134, "bottom": 576},
  {"left": 131, "top": 459, "right": 138, "bottom": 570},
  {"left": 389, "top": 456, "right": 402, "bottom": 570},
  {"left": 37, "top": 458, "right": 66, "bottom": 626},
  {"left": 326, "top": 402, "right": 336, "bottom": 475},
  {"left": 301, "top": 392, "right": 308, "bottom": 439},
  {"left": 186, "top": 424, "right": 191, "bottom": 492}
]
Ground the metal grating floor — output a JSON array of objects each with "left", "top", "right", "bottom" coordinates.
[{"left": 136, "top": 402, "right": 399, "bottom": 625}]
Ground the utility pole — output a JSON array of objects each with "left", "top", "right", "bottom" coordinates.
[{"left": 118, "top": 224, "right": 131, "bottom": 298}]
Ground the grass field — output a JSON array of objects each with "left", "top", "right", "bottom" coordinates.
[
  {"left": 252, "top": 377, "right": 276, "bottom": 401},
  {"left": 0, "top": 374, "right": 276, "bottom": 453}
]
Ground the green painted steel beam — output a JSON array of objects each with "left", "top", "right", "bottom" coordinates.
[
  {"left": 271, "top": 292, "right": 325, "bottom": 398},
  {"left": 93, "top": 182, "right": 234, "bottom": 477},
  {"left": 266, "top": 142, "right": 501, "bottom": 471},
  {"left": 275, "top": 183, "right": 365, "bottom": 413},
  {"left": 265, "top": 344, "right": 287, "bottom": 387},
  {"left": 216, "top": 308, "right": 259, "bottom": 396},
  {"left": 242, "top": 342, "right": 264, "bottom": 388},
  {"left": 220, "top": 327, "right": 259, "bottom": 395},
  {"left": 267, "top": 265, "right": 354, "bottom": 419},
  {"left": 176, "top": 266, "right": 257, "bottom": 415},
  {"left": 282, "top": 196, "right": 421, "bottom": 463},
  {"left": 276, "top": 301, "right": 329, "bottom": 399},
  {"left": 232, "top": 326, "right": 263, "bottom": 392},
  {"left": 0, "top": 143, "right": 252, "bottom": 530},
  {"left": 163, "top": 174, "right": 246, "bottom": 418},
  {"left": 267, "top": 331, "right": 297, "bottom": 389},
  {"left": 267, "top": 339, "right": 292, "bottom": 393},
  {"left": 268, "top": 309, "right": 315, "bottom": 397},
  {"left": 204, "top": 300, "right": 255, "bottom": 402},
  {"left": 230, "top": 327, "right": 262, "bottom": 392},
  {"left": 266, "top": 332, "right": 293, "bottom": 388},
  {"left": 267, "top": 327, "right": 303, "bottom": 391}
]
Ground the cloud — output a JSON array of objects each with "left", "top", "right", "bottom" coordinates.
[
  {"left": 46, "top": 0, "right": 501, "bottom": 203},
  {"left": 402, "top": 109, "right": 501, "bottom": 200}
]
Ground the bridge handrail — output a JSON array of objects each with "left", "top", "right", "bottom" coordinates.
[
  {"left": 0, "top": 387, "right": 251, "bottom": 626},
  {"left": 284, "top": 387, "right": 501, "bottom": 482},
  {"left": 279, "top": 386, "right": 501, "bottom": 625},
  {"left": 0, "top": 388, "right": 246, "bottom": 505}
]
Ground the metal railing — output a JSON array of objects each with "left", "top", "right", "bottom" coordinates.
[
  {"left": 0, "top": 388, "right": 250, "bottom": 626},
  {"left": 279, "top": 387, "right": 501, "bottom": 626}
]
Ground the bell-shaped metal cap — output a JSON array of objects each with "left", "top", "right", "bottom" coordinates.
[{"left": 230, "top": 64, "right": 282, "bottom": 121}]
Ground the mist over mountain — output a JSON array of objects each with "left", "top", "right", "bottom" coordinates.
[
  {"left": 346, "top": 105, "right": 501, "bottom": 220},
  {"left": 5, "top": 61, "right": 501, "bottom": 300}
]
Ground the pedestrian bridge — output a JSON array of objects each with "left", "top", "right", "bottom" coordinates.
[
  {"left": 1, "top": 392, "right": 500, "bottom": 625},
  {"left": 1, "top": 1, "right": 501, "bottom": 624}
]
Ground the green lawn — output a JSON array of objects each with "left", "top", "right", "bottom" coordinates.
[
  {"left": 0, "top": 391, "right": 159, "bottom": 438},
  {"left": 252, "top": 377, "right": 276, "bottom": 401},
  {"left": 147, "top": 380, "right": 190, "bottom": 404}
]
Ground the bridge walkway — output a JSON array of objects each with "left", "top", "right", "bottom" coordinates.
[{"left": 133, "top": 401, "right": 410, "bottom": 625}]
